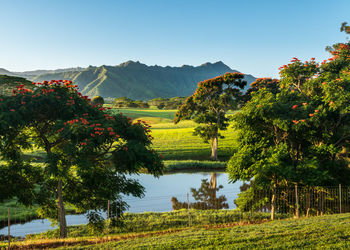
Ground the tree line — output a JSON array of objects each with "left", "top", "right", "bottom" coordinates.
[{"left": 114, "top": 96, "right": 186, "bottom": 109}]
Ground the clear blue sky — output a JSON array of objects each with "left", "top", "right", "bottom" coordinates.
[{"left": 0, "top": 0, "right": 349, "bottom": 78}]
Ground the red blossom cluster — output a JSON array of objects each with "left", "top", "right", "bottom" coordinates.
[
  {"left": 12, "top": 84, "right": 33, "bottom": 96},
  {"left": 104, "top": 114, "right": 115, "bottom": 121},
  {"left": 66, "top": 97, "right": 75, "bottom": 106},
  {"left": 80, "top": 139, "right": 88, "bottom": 146},
  {"left": 41, "top": 88, "right": 55, "bottom": 95}
]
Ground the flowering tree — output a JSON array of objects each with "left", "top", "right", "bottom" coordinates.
[
  {"left": 174, "top": 73, "right": 247, "bottom": 160},
  {"left": 228, "top": 40, "right": 350, "bottom": 219},
  {"left": 0, "top": 80, "right": 163, "bottom": 238}
]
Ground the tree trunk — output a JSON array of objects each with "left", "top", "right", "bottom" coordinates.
[
  {"left": 271, "top": 184, "right": 276, "bottom": 220},
  {"left": 57, "top": 179, "right": 67, "bottom": 238},
  {"left": 209, "top": 172, "right": 217, "bottom": 208},
  {"left": 209, "top": 172, "right": 217, "bottom": 189},
  {"left": 210, "top": 135, "right": 218, "bottom": 161}
]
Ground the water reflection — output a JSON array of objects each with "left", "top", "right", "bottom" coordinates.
[
  {"left": 0, "top": 172, "right": 242, "bottom": 237},
  {"left": 171, "top": 173, "right": 229, "bottom": 210}
]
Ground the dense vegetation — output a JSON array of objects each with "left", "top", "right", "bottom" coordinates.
[
  {"left": 228, "top": 39, "right": 350, "bottom": 219},
  {"left": 0, "top": 81, "right": 163, "bottom": 237},
  {"left": 0, "top": 74, "right": 32, "bottom": 96}
]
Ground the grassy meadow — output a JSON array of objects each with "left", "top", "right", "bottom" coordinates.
[{"left": 111, "top": 107, "right": 238, "bottom": 161}]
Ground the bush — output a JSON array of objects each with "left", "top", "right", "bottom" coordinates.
[{"left": 91, "top": 96, "right": 104, "bottom": 105}]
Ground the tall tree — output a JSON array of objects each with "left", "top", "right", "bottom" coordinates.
[
  {"left": 228, "top": 40, "right": 350, "bottom": 219},
  {"left": 0, "top": 80, "right": 163, "bottom": 238},
  {"left": 174, "top": 73, "right": 247, "bottom": 160}
]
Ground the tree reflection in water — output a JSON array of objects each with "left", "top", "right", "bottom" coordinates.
[{"left": 171, "top": 173, "right": 228, "bottom": 210}]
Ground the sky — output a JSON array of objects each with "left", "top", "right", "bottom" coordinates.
[{"left": 0, "top": 0, "right": 349, "bottom": 78}]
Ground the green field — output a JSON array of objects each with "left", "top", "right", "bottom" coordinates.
[{"left": 111, "top": 108, "right": 238, "bottom": 161}]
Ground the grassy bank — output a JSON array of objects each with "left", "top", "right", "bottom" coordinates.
[
  {"left": 3, "top": 213, "right": 350, "bottom": 249},
  {"left": 83, "top": 213, "right": 350, "bottom": 249},
  {"left": 26, "top": 210, "right": 288, "bottom": 240},
  {"left": 0, "top": 199, "right": 38, "bottom": 228},
  {"left": 162, "top": 160, "right": 226, "bottom": 172}
]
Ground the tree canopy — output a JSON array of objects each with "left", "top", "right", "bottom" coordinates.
[
  {"left": 174, "top": 72, "right": 247, "bottom": 160},
  {"left": 0, "top": 80, "right": 163, "bottom": 237},
  {"left": 91, "top": 95, "right": 104, "bottom": 105},
  {"left": 228, "top": 40, "right": 350, "bottom": 216}
]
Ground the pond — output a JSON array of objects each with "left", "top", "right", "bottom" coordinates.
[{"left": 0, "top": 171, "right": 243, "bottom": 237}]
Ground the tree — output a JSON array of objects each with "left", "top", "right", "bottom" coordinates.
[
  {"left": 91, "top": 95, "right": 104, "bottom": 105},
  {"left": 227, "top": 40, "right": 350, "bottom": 219},
  {"left": 114, "top": 97, "right": 149, "bottom": 108},
  {"left": 341, "top": 22, "right": 350, "bottom": 34},
  {"left": 174, "top": 73, "right": 247, "bottom": 160},
  {"left": 0, "top": 80, "right": 163, "bottom": 238},
  {"left": 171, "top": 178, "right": 228, "bottom": 210}
]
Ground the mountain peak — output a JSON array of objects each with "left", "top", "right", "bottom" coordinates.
[{"left": 118, "top": 60, "right": 145, "bottom": 68}]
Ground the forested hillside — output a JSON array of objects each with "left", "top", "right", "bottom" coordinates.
[{"left": 31, "top": 61, "right": 256, "bottom": 99}]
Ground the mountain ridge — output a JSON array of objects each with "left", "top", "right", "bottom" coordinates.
[{"left": 1, "top": 61, "right": 256, "bottom": 100}]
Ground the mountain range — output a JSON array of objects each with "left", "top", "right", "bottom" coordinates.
[{"left": 0, "top": 61, "right": 256, "bottom": 100}]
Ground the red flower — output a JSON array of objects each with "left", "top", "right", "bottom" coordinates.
[
  {"left": 10, "top": 109, "right": 15, "bottom": 112},
  {"left": 291, "top": 105, "right": 298, "bottom": 110}
]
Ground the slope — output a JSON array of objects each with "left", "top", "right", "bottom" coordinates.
[{"left": 32, "top": 61, "right": 256, "bottom": 100}]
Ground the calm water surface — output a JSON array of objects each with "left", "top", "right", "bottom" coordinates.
[{"left": 0, "top": 172, "right": 242, "bottom": 237}]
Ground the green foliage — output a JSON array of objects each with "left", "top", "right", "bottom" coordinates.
[
  {"left": 0, "top": 74, "right": 32, "bottom": 97},
  {"left": 341, "top": 22, "right": 350, "bottom": 34},
  {"left": 148, "top": 97, "right": 186, "bottom": 109},
  {"left": 91, "top": 95, "right": 104, "bottom": 105},
  {"left": 0, "top": 80, "right": 163, "bottom": 237},
  {"left": 86, "top": 211, "right": 106, "bottom": 235},
  {"left": 228, "top": 40, "right": 350, "bottom": 210},
  {"left": 114, "top": 97, "right": 149, "bottom": 108},
  {"left": 175, "top": 73, "right": 247, "bottom": 160}
]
